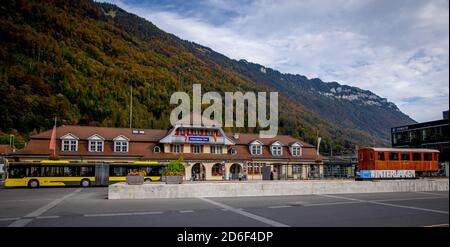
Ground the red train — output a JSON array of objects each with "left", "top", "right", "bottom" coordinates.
[{"left": 358, "top": 147, "right": 439, "bottom": 176}]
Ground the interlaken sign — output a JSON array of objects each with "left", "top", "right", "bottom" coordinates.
[
  {"left": 360, "top": 170, "right": 416, "bottom": 179},
  {"left": 187, "top": 136, "right": 210, "bottom": 143}
]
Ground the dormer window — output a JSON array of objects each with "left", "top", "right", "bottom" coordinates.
[
  {"left": 290, "top": 142, "right": 303, "bottom": 157},
  {"left": 229, "top": 148, "right": 237, "bottom": 155},
  {"left": 113, "top": 135, "right": 129, "bottom": 153},
  {"left": 270, "top": 141, "right": 283, "bottom": 156},
  {"left": 61, "top": 133, "right": 79, "bottom": 152},
  {"left": 153, "top": 146, "right": 161, "bottom": 153},
  {"left": 88, "top": 134, "right": 104, "bottom": 152},
  {"left": 271, "top": 146, "right": 282, "bottom": 156},
  {"left": 250, "top": 140, "right": 263, "bottom": 155}
]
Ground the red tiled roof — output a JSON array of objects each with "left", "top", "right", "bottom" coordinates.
[
  {"left": 14, "top": 125, "right": 322, "bottom": 162},
  {"left": 32, "top": 125, "right": 169, "bottom": 142}
]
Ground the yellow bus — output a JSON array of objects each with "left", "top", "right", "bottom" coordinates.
[{"left": 4, "top": 160, "right": 166, "bottom": 188}]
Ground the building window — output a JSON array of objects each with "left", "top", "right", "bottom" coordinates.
[
  {"left": 251, "top": 145, "right": 262, "bottom": 155},
  {"left": 62, "top": 140, "right": 77, "bottom": 152},
  {"left": 229, "top": 148, "right": 237, "bottom": 155},
  {"left": 113, "top": 141, "right": 128, "bottom": 152},
  {"left": 210, "top": 145, "right": 223, "bottom": 154},
  {"left": 153, "top": 146, "right": 161, "bottom": 153},
  {"left": 89, "top": 140, "right": 103, "bottom": 152},
  {"left": 291, "top": 146, "right": 301, "bottom": 156},
  {"left": 377, "top": 152, "right": 385, "bottom": 160},
  {"left": 178, "top": 129, "right": 185, "bottom": 135},
  {"left": 271, "top": 146, "right": 282, "bottom": 156},
  {"left": 172, "top": 144, "right": 180, "bottom": 153},
  {"left": 192, "top": 144, "right": 201, "bottom": 154},
  {"left": 193, "top": 129, "right": 201, "bottom": 135},
  {"left": 211, "top": 163, "right": 223, "bottom": 176},
  {"left": 247, "top": 162, "right": 262, "bottom": 175}
]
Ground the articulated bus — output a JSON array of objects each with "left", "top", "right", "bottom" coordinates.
[{"left": 4, "top": 160, "right": 167, "bottom": 188}]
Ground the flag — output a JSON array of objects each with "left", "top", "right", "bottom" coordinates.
[{"left": 49, "top": 119, "right": 57, "bottom": 155}]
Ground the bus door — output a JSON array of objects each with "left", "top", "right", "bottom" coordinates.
[{"left": 95, "top": 163, "right": 109, "bottom": 186}]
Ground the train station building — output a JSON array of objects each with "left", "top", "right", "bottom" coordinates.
[{"left": 6, "top": 121, "right": 324, "bottom": 181}]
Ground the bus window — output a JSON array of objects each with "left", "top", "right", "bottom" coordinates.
[
  {"left": 412, "top": 153, "right": 422, "bottom": 161},
  {"left": 424, "top": 153, "right": 433, "bottom": 161},
  {"left": 401, "top": 153, "right": 410, "bottom": 161},
  {"left": 26, "top": 166, "right": 41, "bottom": 177},
  {"left": 79, "top": 166, "right": 94, "bottom": 176},
  {"left": 377, "top": 152, "right": 385, "bottom": 160},
  {"left": 389, "top": 152, "right": 399, "bottom": 160},
  {"left": 8, "top": 165, "right": 26, "bottom": 178},
  {"left": 110, "top": 166, "right": 127, "bottom": 176}
]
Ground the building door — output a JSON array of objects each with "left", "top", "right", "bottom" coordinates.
[
  {"left": 230, "top": 163, "right": 241, "bottom": 180},
  {"left": 191, "top": 163, "right": 206, "bottom": 181}
]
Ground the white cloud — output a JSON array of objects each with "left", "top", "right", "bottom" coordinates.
[{"left": 104, "top": 0, "right": 449, "bottom": 122}]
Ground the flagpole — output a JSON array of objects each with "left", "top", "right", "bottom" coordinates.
[{"left": 54, "top": 116, "right": 57, "bottom": 156}]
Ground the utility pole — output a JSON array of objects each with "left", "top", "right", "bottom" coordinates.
[{"left": 129, "top": 83, "right": 133, "bottom": 129}]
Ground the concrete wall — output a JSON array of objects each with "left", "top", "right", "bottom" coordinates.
[{"left": 108, "top": 179, "right": 449, "bottom": 199}]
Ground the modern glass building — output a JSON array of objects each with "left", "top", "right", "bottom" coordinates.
[{"left": 391, "top": 111, "right": 449, "bottom": 167}]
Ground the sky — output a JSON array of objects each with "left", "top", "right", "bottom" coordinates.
[{"left": 103, "top": 0, "right": 449, "bottom": 122}]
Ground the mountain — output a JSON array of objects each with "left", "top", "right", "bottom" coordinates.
[{"left": 0, "top": 0, "right": 415, "bottom": 154}]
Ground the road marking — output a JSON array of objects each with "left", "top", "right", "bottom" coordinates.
[
  {"left": 7, "top": 219, "right": 34, "bottom": 227},
  {"left": 197, "top": 197, "right": 290, "bottom": 227},
  {"left": 0, "top": 217, "right": 20, "bottom": 222},
  {"left": 179, "top": 210, "right": 195, "bottom": 213},
  {"left": 36, "top": 215, "right": 60, "bottom": 219},
  {"left": 84, "top": 211, "right": 163, "bottom": 217},
  {"left": 267, "top": 205, "right": 292, "bottom": 209},
  {"left": 303, "top": 201, "right": 361, "bottom": 207},
  {"left": 7, "top": 188, "right": 82, "bottom": 227},
  {"left": 423, "top": 223, "right": 449, "bottom": 227},
  {"left": 0, "top": 199, "right": 55, "bottom": 203},
  {"left": 318, "top": 194, "right": 449, "bottom": 215},
  {"left": 375, "top": 196, "right": 448, "bottom": 202}
]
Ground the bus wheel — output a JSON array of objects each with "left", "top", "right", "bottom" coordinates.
[
  {"left": 28, "top": 179, "right": 39, "bottom": 188},
  {"left": 80, "top": 179, "right": 91, "bottom": 187},
  {"left": 144, "top": 178, "right": 152, "bottom": 182}
]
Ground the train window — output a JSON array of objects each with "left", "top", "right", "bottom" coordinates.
[
  {"left": 401, "top": 153, "right": 410, "bottom": 161},
  {"left": 359, "top": 152, "right": 363, "bottom": 161},
  {"left": 369, "top": 152, "right": 374, "bottom": 160},
  {"left": 389, "top": 152, "right": 399, "bottom": 160},
  {"left": 412, "top": 153, "right": 422, "bottom": 161},
  {"left": 424, "top": 153, "right": 433, "bottom": 161},
  {"left": 377, "top": 152, "right": 385, "bottom": 160}
]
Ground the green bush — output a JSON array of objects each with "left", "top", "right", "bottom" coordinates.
[{"left": 165, "top": 157, "right": 184, "bottom": 176}]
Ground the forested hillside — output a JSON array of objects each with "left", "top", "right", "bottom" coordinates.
[{"left": 0, "top": 0, "right": 414, "bottom": 154}]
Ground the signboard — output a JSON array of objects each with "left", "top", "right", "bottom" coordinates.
[
  {"left": 391, "top": 126, "right": 408, "bottom": 133},
  {"left": 359, "top": 170, "right": 415, "bottom": 179},
  {"left": 187, "top": 136, "right": 210, "bottom": 143}
]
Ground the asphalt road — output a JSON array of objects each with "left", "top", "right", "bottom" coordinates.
[{"left": 0, "top": 187, "right": 448, "bottom": 227}]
